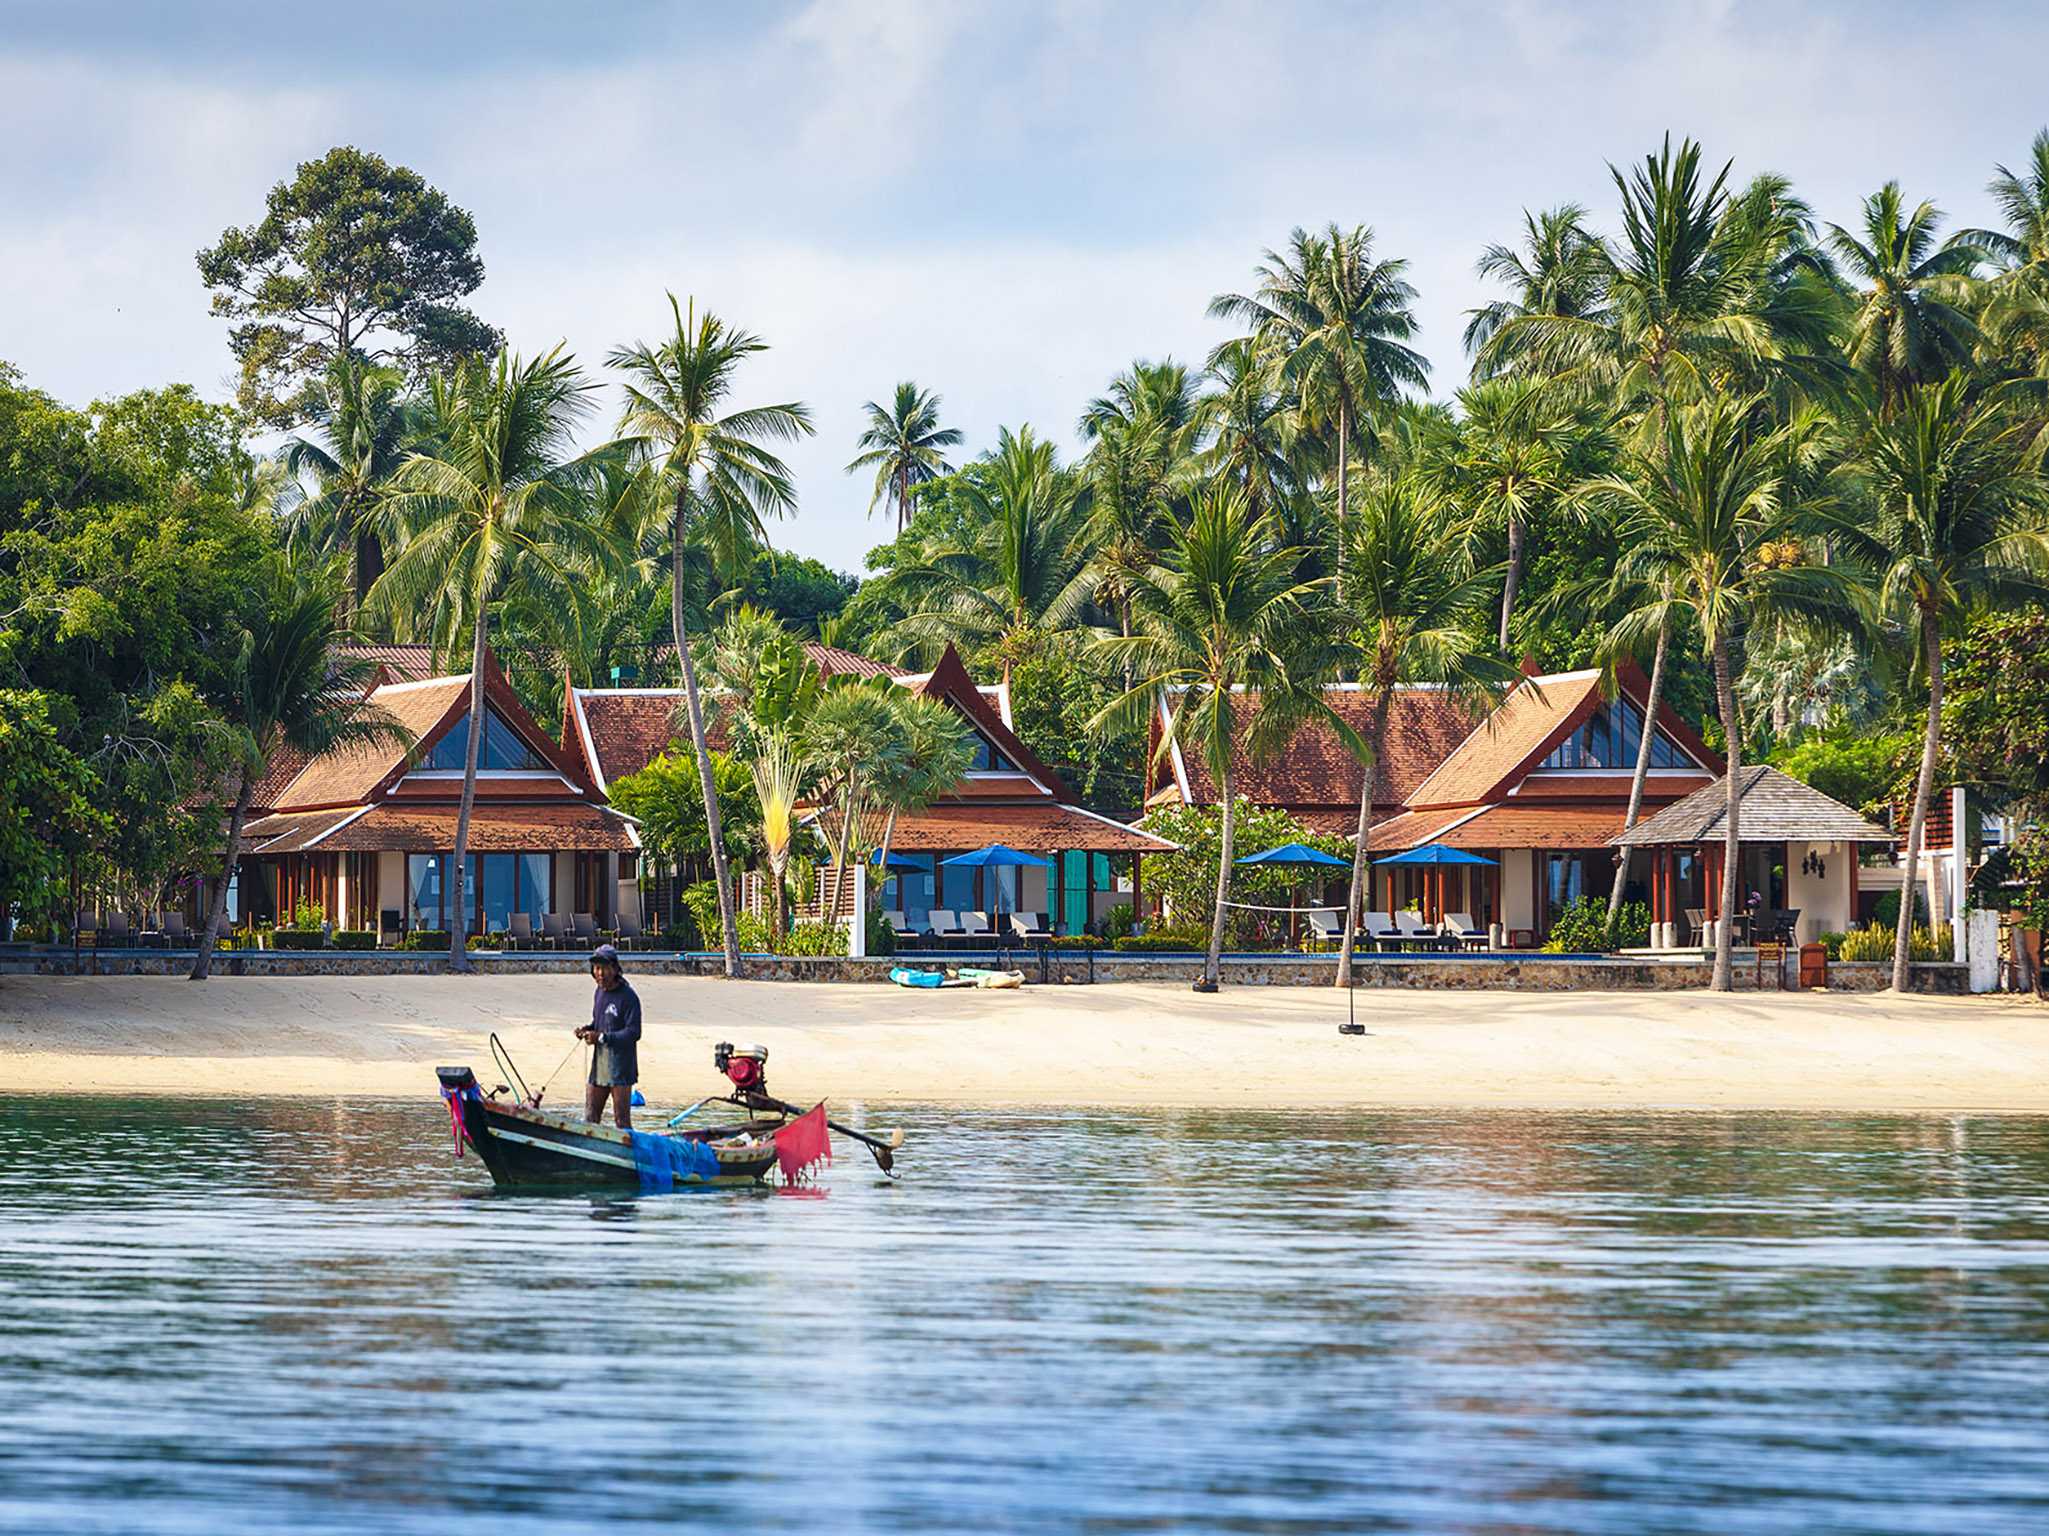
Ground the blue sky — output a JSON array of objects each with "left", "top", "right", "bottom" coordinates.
[{"left": 3, "top": 0, "right": 2047, "bottom": 571}]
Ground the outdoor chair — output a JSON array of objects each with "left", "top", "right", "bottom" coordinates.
[
  {"left": 1305, "top": 909, "right": 1344, "bottom": 949},
  {"left": 379, "top": 909, "right": 403, "bottom": 948},
  {"left": 959, "top": 912, "right": 995, "bottom": 943},
  {"left": 883, "top": 910, "right": 915, "bottom": 940},
  {"left": 1010, "top": 911, "right": 1053, "bottom": 941},
  {"left": 614, "top": 911, "right": 645, "bottom": 951},
  {"left": 1683, "top": 908, "right": 1707, "bottom": 945},
  {"left": 572, "top": 913, "right": 598, "bottom": 948},
  {"left": 507, "top": 913, "right": 535, "bottom": 951},
  {"left": 162, "top": 912, "right": 189, "bottom": 948},
  {"left": 1441, "top": 912, "right": 1488, "bottom": 950},
  {"left": 104, "top": 912, "right": 131, "bottom": 947},
  {"left": 1775, "top": 908, "right": 1802, "bottom": 945},
  {"left": 1360, "top": 912, "right": 1402, "bottom": 951},
  {"left": 541, "top": 913, "right": 568, "bottom": 950},
  {"left": 924, "top": 910, "right": 964, "bottom": 941},
  {"left": 1394, "top": 911, "right": 1445, "bottom": 951}
]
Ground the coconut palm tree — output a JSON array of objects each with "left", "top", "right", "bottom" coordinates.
[
  {"left": 847, "top": 382, "right": 964, "bottom": 533},
  {"left": 611, "top": 295, "right": 814, "bottom": 978},
  {"left": 869, "top": 691, "right": 977, "bottom": 891},
  {"left": 1959, "top": 132, "right": 2049, "bottom": 388},
  {"left": 1080, "top": 361, "right": 1203, "bottom": 675},
  {"left": 1195, "top": 337, "right": 1300, "bottom": 522},
  {"left": 1829, "top": 374, "right": 2048, "bottom": 990},
  {"left": 1091, "top": 483, "right": 1330, "bottom": 988},
  {"left": 1590, "top": 396, "right": 1844, "bottom": 990},
  {"left": 1827, "top": 184, "right": 1985, "bottom": 415},
  {"left": 803, "top": 685, "right": 911, "bottom": 926},
  {"left": 1464, "top": 204, "right": 1609, "bottom": 373},
  {"left": 190, "top": 560, "right": 409, "bottom": 979},
  {"left": 281, "top": 357, "right": 422, "bottom": 612},
  {"left": 370, "top": 346, "right": 603, "bottom": 973},
  {"left": 1327, "top": 481, "right": 1520, "bottom": 982},
  {"left": 1209, "top": 224, "right": 1429, "bottom": 536}
]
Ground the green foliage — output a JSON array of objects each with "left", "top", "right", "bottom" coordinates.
[
  {"left": 1874, "top": 889, "right": 1931, "bottom": 930},
  {"left": 290, "top": 896, "right": 326, "bottom": 929},
  {"left": 0, "top": 690, "right": 104, "bottom": 923},
  {"left": 1103, "top": 902, "right": 1136, "bottom": 941},
  {"left": 1817, "top": 932, "right": 1848, "bottom": 961},
  {"left": 400, "top": 930, "right": 452, "bottom": 951},
  {"left": 270, "top": 929, "right": 325, "bottom": 950},
  {"left": 1841, "top": 923, "right": 1951, "bottom": 963},
  {"left": 196, "top": 146, "right": 499, "bottom": 423},
  {"left": 984, "top": 628, "right": 1144, "bottom": 806},
  {"left": 1137, "top": 801, "right": 1350, "bottom": 946},
  {"left": 332, "top": 930, "right": 377, "bottom": 950},
  {"left": 1113, "top": 932, "right": 1205, "bottom": 952},
  {"left": 1543, "top": 895, "right": 1650, "bottom": 952},
  {"left": 1774, "top": 728, "right": 1918, "bottom": 817},
  {"left": 737, "top": 552, "right": 857, "bottom": 636},
  {"left": 607, "top": 749, "right": 759, "bottom": 869},
  {"left": 1945, "top": 605, "right": 2049, "bottom": 803}
]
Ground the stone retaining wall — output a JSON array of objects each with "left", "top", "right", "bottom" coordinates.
[{"left": 0, "top": 945, "right": 1970, "bottom": 993}]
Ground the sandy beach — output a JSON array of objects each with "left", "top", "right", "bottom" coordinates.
[{"left": 1, "top": 973, "right": 2044, "bottom": 1110}]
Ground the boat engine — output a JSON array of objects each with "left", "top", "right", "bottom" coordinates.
[{"left": 714, "top": 1041, "right": 769, "bottom": 1093}]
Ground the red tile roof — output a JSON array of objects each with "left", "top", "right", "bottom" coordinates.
[
  {"left": 245, "top": 802, "right": 637, "bottom": 854},
  {"left": 1405, "top": 671, "right": 1607, "bottom": 808},
  {"left": 1428, "top": 803, "right": 1628, "bottom": 851},
  {"left": 1164, "top": 687, "right": 1481, "bottom": 819},
  {"left": 566, "top": 692, "right": 688, "bottom": 792},
  {"left": 268, "top": 676, "right": 473, "bottom": 811}
]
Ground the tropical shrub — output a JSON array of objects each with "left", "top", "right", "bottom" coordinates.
[
  {"left": 400, "top": 930, "right": 451, "bottom": 951},
  {"left": 271, "top": 928, "right": 324, "bottom": 949},
  {"left": 1840, "top": 924, "right": 1951, "bottom": 963},
  {"left": 1817, "top": 932, "right": 1848, "bottom": 961},
  {"left": 1543, "top": 895, "right": 1650, "bottom": 952},
  {"left": 332, "top": 930, "right": 376, "bottom": 950},
  {"left": 865, "top": 907, "right": 896, "bottom": 957},
  {"left": 1103, "top": 903, "right": 1136, "bottom": 941},
  {"left": 1136, "top": 802, "right": 1350, "bottom": 946}
]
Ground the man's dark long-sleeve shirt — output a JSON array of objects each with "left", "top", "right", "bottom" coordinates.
[{"left": 588, "top": 980, "right": 642, "bottom": 1086}]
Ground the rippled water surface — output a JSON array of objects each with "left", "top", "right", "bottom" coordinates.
[{"left": 3, "top": 1098, "right": 2049, "bottom": 1533}]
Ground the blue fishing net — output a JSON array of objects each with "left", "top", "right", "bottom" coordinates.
[{"left": 626, "top": 1130, "right": 723, "bottom": 1190}]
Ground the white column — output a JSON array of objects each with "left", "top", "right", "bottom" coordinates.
[
  {"left": 848, "top": 861, "right": 867, "bottom": 958},
  {"left": 1951, "top": 785, "right": 1970, "bottom": 962}
]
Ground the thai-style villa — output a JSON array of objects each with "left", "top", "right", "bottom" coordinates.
[{"left": 563, "top": 642, "right": 1173, "bottom": 935}]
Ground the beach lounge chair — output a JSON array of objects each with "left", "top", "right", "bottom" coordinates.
[
  {"left": 614, "top": 911, "right": 645, "bottom": 951},
  {"left": 507, "top": 913, "right": 535, "bottom": 951},
  {"left": 1360, "top": 912, "right": 1402, "bottom": 951},
  {"left": 380, "top": 909, "right": 403, "bottom": 948},
  {"left": 572, "top": 913, "right": 598, "bottom": 949},
  {"left": 541, "top": 913, "right": 568, "bottom": 951},
  {"left": 959, "top": 912, "right": 995, "bottom": 943},
  {"left": 162, "top": 912, "right": 189, "bottom": 948},
  {"left": 1010, "top": 911, "right": 1053, "bottom": 941},
  {"left": 1441, "top": 911, "right": 1488, "bottom": 950},
  {"left": 924, "top": 910, "right": 964, "bottom": 940},
  {"left": 1305, "top": 909, "right": 1344, "bottom": 948},
  {"left": 883, "top": 909, "right": 916, "bottom": 940},
  {"left": 104, "top": 912, "right": 131, "bottom": 947}
]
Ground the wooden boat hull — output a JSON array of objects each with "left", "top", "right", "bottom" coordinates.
[{"left": 450, "top": 1090, "right": 778, "bottom": 1190}]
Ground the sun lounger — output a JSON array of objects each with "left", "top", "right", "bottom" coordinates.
[
  {"left": 380, "top": 909, "right": 403, "bottom": 948},
  {"left": 1305, "top": 909, "right": 1344, "bottom": 948},
  {"left": 959, "top": 912, "right": 995, "bottom": 941},
  {"left": 1394, "top": 911, "right": 1448, "bottom": 950},
  {"left": 541, "top": 913, "right": 568, "bottom": 950},
  {"left": 162, "top": 912, "right": 189, "bottom": 947},
  {"left": 572, "top": 913, "right": 598, "bottom": 948},
  {"left": 1010, "top": 911, "right": 1053, "bottom": 941},
  {"left": 508, "top": 913, "right": 535, "bottom": 951},
  {"left": 1441, "top": 911, "right": 1488, "bottom": 949},
  {"left": 104, "top": 913, "right": 131, "bottom": 947},
  {"left": 614, "top": 911, "right": 645, "bottom": 950},
  {"left": 924, "top": 910, "right": 964, "bottom": 940},
  {"left": 1360, "top": 912, "right": 1402, "bottom": 951},
  {"left": 884, "top": 909, "right": 916, "bottom": 939}
]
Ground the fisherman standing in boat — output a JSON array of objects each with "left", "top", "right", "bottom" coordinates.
[{"left": 577, "top": 943, "right": 641, "bottom": 1129}]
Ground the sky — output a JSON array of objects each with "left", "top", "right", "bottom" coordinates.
[{"left": 4, "top": 0, "right": 2048, "bottom": 573}]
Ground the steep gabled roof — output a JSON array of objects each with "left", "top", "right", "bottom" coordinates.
[
  {"left": 910, "top": 644, "right": 1075, "bottom": 805},
  {"left": 1405, "top": 661, "right": 1721, "bottom": 809},
  {"left": 1612, "top": 765, "right": 1894, "bottom": 846}
]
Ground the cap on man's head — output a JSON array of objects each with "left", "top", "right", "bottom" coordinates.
[{"left": 590, "top": 943, "right": 621, "bottom": 967}]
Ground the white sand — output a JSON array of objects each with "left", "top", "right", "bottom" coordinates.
[{"left": 2, "top": 974, "right": 2045, "bottom": 1110}]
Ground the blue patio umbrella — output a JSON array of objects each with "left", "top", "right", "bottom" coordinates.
[
  {"left": 940, "top": 844, "right": 1050, "bottom": 869},
  {"left": 1235, "top": 842, "right": 1351, "bottom": 868},
  {"left": 1374, "top": 843, "right": 1497, "bottom": 865}
]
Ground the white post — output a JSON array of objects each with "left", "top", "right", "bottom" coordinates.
[
  {"left": 1952, "top": 785, "right": 1970, "bottom": 964},
  {"left": 848, "top": 860, "right": 867, "bottom": 959},
  {"left": 1967, "top": 909, "right": 1999, "bottom": 994}
]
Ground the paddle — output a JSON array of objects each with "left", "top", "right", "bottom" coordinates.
[{"left": 742, "top": 1089, "right": 904, "bottom": 1172}]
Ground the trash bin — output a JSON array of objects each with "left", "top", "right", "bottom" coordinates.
[{"left": 1798, "top": 941, "right": 1827, "bottom": 989}]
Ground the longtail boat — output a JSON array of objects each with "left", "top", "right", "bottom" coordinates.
[{"left": 436, "top": 1039, "right": 903, "bottom": 1191}]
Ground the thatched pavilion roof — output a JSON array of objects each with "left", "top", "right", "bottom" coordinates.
[{"left": 1609, "top": 765, "right": 1893, "bottom": 847}]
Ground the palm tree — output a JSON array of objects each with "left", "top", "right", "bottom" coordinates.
[
  {"left": 1592, "top": 396, "right": 1839, "bottom": 990},
  {"left": 370, "top": 346, "right": 602, "bottom": 973},
  {"left": 803, "top": 685, "right": 911, "bottom": 926},
  {"left": 1328, "top": 481, "right": 1520, "bottom": 983},
  {"left": 747, "top": 726, "right": 810, "bottom": 945},
  {"left": 1195, "top": 337, "right": 1300, "bottom": 521},
  {"left": 1464, "top": 204, "right": 1609, "bottom": 372},
  {"left": 1959, "top": 132, "right": 2049, "bottom": 385},
  {"left": 611, "top": 295, "right": 814, "bottom": 978},
  {"left": 1830, "top": 374, "right": 2048, "bottom": 990},
  {"left": 870, "top": 691, "right": 977, "bottom": 889},
  {"left": 281, "top": 357, "right": 421, "bottom": 612},
  {"left": 1092, "top": 483, "right": 1329, "bottom": 988},
  {"left": 1827, "top": 184, "right": 1985, "bottom": 415},
  {"left": 1210, "top": 224, "right": 1429, "bottom": 536},
  {"left": 864, "top": 427, "right": 1092, "bottom": 662},
  {"left": 192, "top": 560, "right": 408, "bottom": 980},
  {"left": 1485, "top": 138, "right": 1783, "bottom": 434},
  {"left": 847, "top": 383, "right": 963, "bottom": 533}
]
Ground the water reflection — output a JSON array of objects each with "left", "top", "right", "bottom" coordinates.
[{"left": 1, "top": 1098, "right": 2047, "bottom": 1533}]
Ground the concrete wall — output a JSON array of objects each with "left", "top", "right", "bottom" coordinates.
[{"left": 378, "top": 852, "right": 403, "bottom": 922}]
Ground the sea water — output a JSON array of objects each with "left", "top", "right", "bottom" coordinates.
[{"left": 1, "top": 1098, "right": 2046, "bottom": 1534}]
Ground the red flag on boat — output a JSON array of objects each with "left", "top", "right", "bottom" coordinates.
[{"left": 775, "top": 1102, "right": 831, "bottom": 1182}]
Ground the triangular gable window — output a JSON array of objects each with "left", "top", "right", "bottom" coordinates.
[
  {"left": 1542, "top": 699, "right": 1690, "bottom": 770},
  {"left": 423, "top": 707, "right": 551, "bottom": 772},
  {"left": 968, "top": 732, "right": 1016, "bottom": 772}
]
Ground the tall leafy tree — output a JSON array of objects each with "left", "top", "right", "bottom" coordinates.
[
  {"left": 803, "top": 685, "right": 910, "bottom": 925},
  {"left": 870, "top": 691, "right": 977, "bottom": 888},
  {"left": 1210, "top": 224, "right": 1428, "bottom": 535},
  {"left": 1093, "top": 484, "right": 1329, "bottom": 988},
  {"left": 611, "top": 295, "right": 814, "bottom": 978},
  {"left": 1328, "top": 482, "right": 1519, "bottom": 982},
  {"left": 370, "top": 347, "right": 603, "bottom": 973},
  {"left": 1194, "top": 337, "right": 1300, "bottom": 521},
  {"left": 1830, "top": 375, "right": 2048, "bottom": 990},
  {"left": 1080, "top": 361, "right": 1203, "bottom": 671},
  {"left": 1827, "top": 184, "right": 1985, "bottom": 415},
  {"left": 847, "top": 383, "right": 962, "bottom": 533},
  {"left": 197, "top": 146, "right": 500, "bottom": 425},
  {"left": 191, "top": 561, "right": 407, "bottom": 979}
]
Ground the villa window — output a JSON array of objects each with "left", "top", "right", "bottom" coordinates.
[
  {"left": 967, "top": 733, "right": 1016, "bottom": 772},
  {"left": 1541, "top": 699, "right": 1689, "bottom": 771},
  {"left": 422, "top": 708, "right": 551, "bottom": 771}
]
